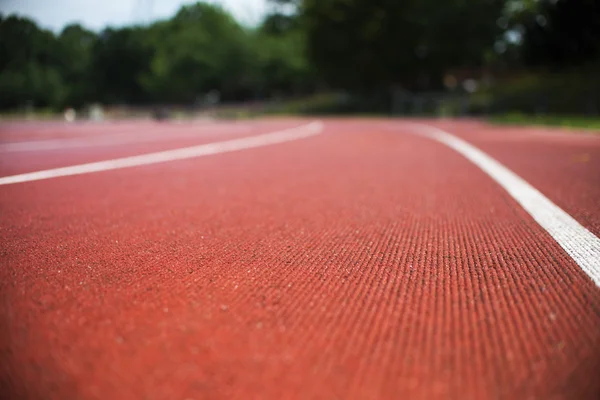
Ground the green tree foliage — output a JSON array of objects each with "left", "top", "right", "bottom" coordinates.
[
  {"left": 0, "top": 15, "right": 66, "bottom": 109},
  {"left": 57, "top": 24, "right": 96, "bottom": 107},
  {"left": 1, "top": 0, "right": 598, "bottom": 112},
  {"left": 0, "top": 2, "right": 312, "bottom": 110},
  {"left": 90, "top": 27, "right": 153, "bottom": 104},
  {"left": 258, "top": 5, "right": 315, "bottom": 97},
  {"left": 140, "top": 3, "right": 256, "bottom": 103},
  {"left": 301, "top": 0, "right": 507, "bottom": 91}
]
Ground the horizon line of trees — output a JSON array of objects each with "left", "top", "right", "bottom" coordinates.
[
  {"left": 0, "top": 2, "right": 316, "bottom": 110},
  {"left": 0, "top": 0, "right": 598, "bottom": 112}
]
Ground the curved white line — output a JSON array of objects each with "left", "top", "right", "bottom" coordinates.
[
  {"left": 406, "top": 122, "right": 600, "bottom": 287},
  {"left": 0, "top": 121, "right": 323, "bottom": 186},
  {"left": 0, "top": 125, "right": 252, "bottom": 152}
]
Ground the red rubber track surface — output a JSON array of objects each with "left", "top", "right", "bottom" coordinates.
[
  {"left": 0, "top": 120, "right": 300, "bottom": 176},
  {"left": 1, "top": 119, "right": 599, "bottom": 399},
  {"left": 430, "top": 120, "right": 600, "bottom": 236}
]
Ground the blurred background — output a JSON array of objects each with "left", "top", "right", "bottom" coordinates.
[{"left": 0, "top": 0, "right": 599, "bottom": 126}]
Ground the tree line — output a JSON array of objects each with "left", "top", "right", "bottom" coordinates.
[
  {"left": 0, "top": 0, "right": 598, "bottom": 111},
  {"left": 0, "top": 2, "right": 315, "bottom": 110}
]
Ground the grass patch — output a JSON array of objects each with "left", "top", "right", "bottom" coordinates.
[{"left": 489, "top": 113, "right": 600, "bottom": 131}]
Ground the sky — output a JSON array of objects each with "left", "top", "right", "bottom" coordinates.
[{"left": 0, "top": 0, "right": 269, "bottom": 31}]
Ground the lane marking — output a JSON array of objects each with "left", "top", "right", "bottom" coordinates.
[
  {"left": 0, "top": 121, "right": 323, "bottom": 186},
  {"left": 0, "top": 120, "right": 221, "bottom": 144},
  {"left": 406, "top": 122, "right": 600, "bottom": 287},
  {"left": 0, "top": 125, "right": 252, "bottom": 152}
]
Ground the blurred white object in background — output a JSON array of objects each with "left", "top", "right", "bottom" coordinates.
[
  {"left": 462, "top": 79, "right": 479, "bottom": 94},
  {"left": 89, "top": 104, "right": 104, "bottom": 121},
  {"left": 64, "top": 108, "right": 76, "bottom": 122}
]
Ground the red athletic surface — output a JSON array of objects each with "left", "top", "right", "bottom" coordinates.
[
  {"left": 1, "top": 119, "right": 599, "bottom": 399},
  {"left": 431, "top": 120, "right": 600, "bottom": 236}
]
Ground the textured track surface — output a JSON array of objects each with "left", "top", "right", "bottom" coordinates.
[
  {"left": 1, "top": 119, "right": 599, "bottom": 399},
  {"left": 431, "top": 120, "right": 600, "bottom": 236}
]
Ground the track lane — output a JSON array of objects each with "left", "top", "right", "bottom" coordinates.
[
  {"left": 428, "top": 120, "right": 600, "bottom": 236},
  {"left": 0, "top": 120, "right": 306, "bottom": 176},
  {"left": 0, "top": 120, "right": 217, "bottom": 142},
  {"left": 0, "top": 119, "right": 309, "bottom": 143},
  {"left": 1, "top": 120, "right": 599, "bottom": 399},
  {"left": 398, "top": 121, "right": 600, "bottom": 287}
]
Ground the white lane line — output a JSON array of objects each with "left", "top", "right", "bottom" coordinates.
[
  {"left": 0, "top": 125, "right": 252, "bottom": 152},
  {"left": 0, "top": 121, "right": 323, "bottom": 186},
  {"left": 406, "top": 122, "right": 600, "bottom": 287}
]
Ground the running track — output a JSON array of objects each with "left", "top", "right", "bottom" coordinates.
[{"left": 1, "top": 118, "right": 599, "bottom": 399}]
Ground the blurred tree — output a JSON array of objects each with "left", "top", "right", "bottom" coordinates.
[
  {"left": 140, "top": 3, "right": 255, "bottom": 103},
  {"left": 261, "top": 13, "right": 298, "bottom": 36},
  {"left": 259, "top": 1, "right": 316, "bottom": 97},
  {"left": 0, "top": 15, "right": 66, "bottom": 109},
  {"left": 255, "top": 30, "right": 313, "bottom": 97},
  {"left": 89, "top": 27, "right": 152, "bottom": 104},
  {"left": 5, "top": 0, "right": 560, "bottom": 111},
  {"left": 518, "top": 0, "right": 600, "bottom": 67},
  {"left": 57, "top": 24, "right": 96, "bottom": 107},
  {"left": 301, "top": 0, "right": 506, "bottom": 91}
]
